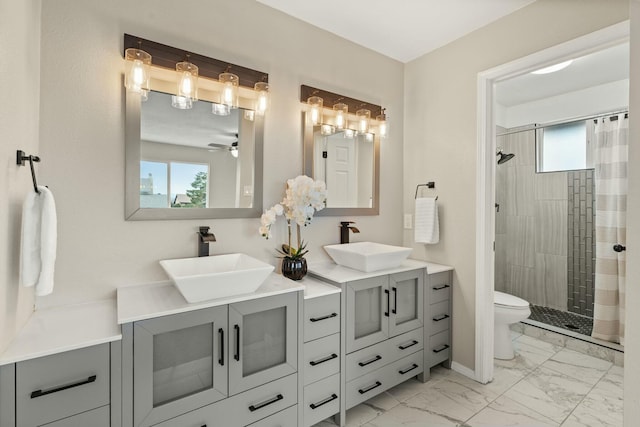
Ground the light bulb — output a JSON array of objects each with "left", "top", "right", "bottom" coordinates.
[
  {"left": 376, "top": 110, "right": 388, "bottom": 139},
  {"left": 254, "top": 81, "right": 269, "bottom": 115},
  {"left": 333, "top": 103, "right": 348, "bottom": 129},
  {"left": 180, "top": 72, "right": 193, "bottom": 96},
  {"left": 219, "top": 72, "right": 239, "bottom": 108},
  {"left": 175, "top": 61, "right": 198, "bottom": 106},
  {"left": 356, "top": 109, "right": 371, "bottom": 134},
  {"left": 307, "top": 96, "right": 323, "bottom": 125}
]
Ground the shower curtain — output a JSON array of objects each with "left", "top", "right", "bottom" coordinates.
[{"left": 592, "top": 114, "right": 628, "bottom": 345}]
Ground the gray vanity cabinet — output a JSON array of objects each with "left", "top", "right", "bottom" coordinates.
[
  {"left": 133, "top": 307, "right": 228, "bottom": 427},
  {"left": 420, "top": 269, "right": 453, "bottom": 381}
]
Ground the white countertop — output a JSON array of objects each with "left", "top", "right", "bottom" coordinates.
[
  {"left": 424, "top": 261, "right": 454, "bottom": 274},
  {"left": 308, "top": 259, "right": 453, "bottom": 284},
  {"left": 300, "top": 276, "right": 341, "bottom": 300},
  {"left": 117, "top": 273, "right": 305, "bottom": 324},
  {"left": 0, "top": 299, "right": 121, "bottom": 366}
]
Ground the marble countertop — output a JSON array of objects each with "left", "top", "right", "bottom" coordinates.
[
  {"left": 117, "top": 273, "right": 305, "bottom": 324},
  {"left": 308, "top": 259, "right": 452, "bottom": 284},
  {"left": 0, "top": 299, "right": 121, "bottom": 366},
  {"left": 300, "top": 276, "right": 341, "bottom": 299}
]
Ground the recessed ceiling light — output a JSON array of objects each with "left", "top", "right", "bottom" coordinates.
[{"left": 531, "top": 60, "right": 573, "bottom": 75}]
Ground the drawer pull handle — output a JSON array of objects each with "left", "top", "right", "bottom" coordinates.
[
  {"left": 30, "top": 375, "right": 97, "bottom": 399},
  {"left": 399, "top": 340, "right": 419, "bottom": 350},
  {"left": 399, "top": 363, "right": 419, "bottom": 375},
  {"left": 234, "top": 324, "right": 240, "bottom": 362},
  {"left": 358, "top": 355, "right": 382, "bottom": 367},
  {"left": 433, "top": 344, "right": 450, "bottom": 353},
  {"left": 310, "top": 353, "right": 338, "bottom": 366},
  {"left": 218, "top": 328, "right": 224, "bottom": 366},
  {"left": 358, "top": 381, "right": 382, "bottom": 395},
  {"left": 248, "top": 393, "right": 284, "bottom": 412},
  {"left": 432, "top": 284, "right": 450, "bottom": 291},
  {"left": 309, "top": 312, "right": 338, "bottom": 322},
  {"left": 309, "top": 393, "right": 338, "bottom": 410},
  {"left": 433, "top": 314, "right": 450, "bottom": 322},
  {"left": 384, "top": 289, "right": 390, "bottom": 317},
  {"left": 392, "top": 287, "right": 398, "bottom": 314}
]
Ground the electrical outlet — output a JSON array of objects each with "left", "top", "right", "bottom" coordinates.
[{"left": 404, "top": 214, "right": 412, "bottom": 229}]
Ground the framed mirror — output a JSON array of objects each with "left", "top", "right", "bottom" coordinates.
[
  {"left": 125, "top": 89, "right": 264, "bottom": 220},
  {"left": 302, "top": 112, "right": 380, "bottom": 215}
]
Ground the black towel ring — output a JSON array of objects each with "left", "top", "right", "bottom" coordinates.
[{"left": 16, "top": 150, "right": 41, "bottom": 194}]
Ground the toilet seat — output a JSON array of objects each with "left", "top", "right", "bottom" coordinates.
[{"left": 494, "top": 291, "right": 529, "bottom": 309}]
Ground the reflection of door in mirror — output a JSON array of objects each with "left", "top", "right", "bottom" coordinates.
[
  {"left": 139, "top": 90, "right": 255, "bottom": 210},
  {"left": 312, "top": 129, "right": 374, "bottom": 208}
]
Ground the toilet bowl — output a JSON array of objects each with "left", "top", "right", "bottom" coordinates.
[{"left": 494, "top": 291, "right": 531, "bottom": 360}]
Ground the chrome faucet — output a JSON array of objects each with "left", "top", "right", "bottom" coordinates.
[
  {"left": 340, "top": 221, "right": 360, "bottom": 244},
  {"left": 198, "top": 226, "right": 216, "bottom": 257}
]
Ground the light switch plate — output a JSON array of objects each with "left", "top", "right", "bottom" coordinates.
[{"left": 404, "top": 214, "right": 412, "bottom": 229}]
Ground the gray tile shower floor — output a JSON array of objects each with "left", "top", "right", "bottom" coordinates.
[
  {"left": 313, "top": 333, "right": 623, "bottom": 427},
  {"left": 529, "top": 305, "right": 594, "bottom": 337}
]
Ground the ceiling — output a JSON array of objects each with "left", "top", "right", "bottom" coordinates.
[{"left": 256, "top": 0, "right": 536, "bottom": 63}]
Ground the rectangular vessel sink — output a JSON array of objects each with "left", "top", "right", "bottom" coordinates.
[
  {"left": 324, "top": 242, "right": 412, "bottom": 272},
  {"left": 159, "top": 253, "right": 274, "bottom": 303}
]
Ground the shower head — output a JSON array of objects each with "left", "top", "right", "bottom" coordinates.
[{"left": 497, "top": 150, "right": 515, "bottom": 165}]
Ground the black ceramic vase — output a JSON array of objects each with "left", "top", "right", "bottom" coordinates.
[{"left": 281, "top": 257, "right": 307, "bottom": 281}]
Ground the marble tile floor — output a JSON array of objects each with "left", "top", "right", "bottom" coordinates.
[{"left": 313, "top": 333, "right": 623, "bottom": 427}]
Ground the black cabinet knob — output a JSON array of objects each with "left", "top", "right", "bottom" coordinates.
[{"left": 613, "top": 244, "right": 626, "bottom": 253}]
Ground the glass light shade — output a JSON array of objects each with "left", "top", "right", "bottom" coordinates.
[
  {"left": 219, "top": 72, "right": 239, "bottom": 108},
  {"left": 124, "top": 48, "right": 151, "bottom": 100},
  {"left": 254, "top": 81, "right": 269, "bottom": 115},
  {"left": 321, "top": 124, "right": 335, "bottom": 136},
  {"left": 356, "top": 109, "right": 371, "bottom": 134},
  {"left": 333, "top": 103, "right": 348, "bottom": 129},
  {"left": 307, "top": 96, "right": 323, "bottom": 125},
  {"left": 171, "top": 95, "right": 193, "bottom": 110},
  {"left": 244, "top": 110, "right": 255, "bottom": 121},
  {"left": 212, "top": 103, "right": 231, "bottom": 116},
  {"left": 376, "top": 111, "right": 388, "bottom": 138},
  {"left": 343, "top": 128, "right": 355, "bottom": 139},
  {"left": 176, "top": 61, "right": 198, "bottom": 101}
]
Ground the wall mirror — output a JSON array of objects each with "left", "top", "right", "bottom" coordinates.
[{"left": 124, "top": 35, "right": 266, "bottom": 220}]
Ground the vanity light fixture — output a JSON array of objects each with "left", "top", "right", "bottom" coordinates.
[
  {"left": 356, "top": 108, "right": 371, "bottom": 134},
  {"left": 124, "top": 46, "right": 151, "bottom": 100},
  {"left": 171, "top": 95, "right": 192, "bottom": 110},
  {"left": 333, "top": 102, "right": 348, "bottom": 129},
  {"left": 212, "top": 103, "right": 231, "bottom": 116},
  {"left": 219, "top": 72, "right": 239, "bottom": 109},
  {"left": 307, "top": 95, "right": 323, "bottom": 125},
  {"left": 175, "top": 58, "right": 198, "bottom": 108},
  {"left": 376, "top": 108, "right": 388, "bottom": 139},
  {"left": 254, "top": 80, "right": 269, "bottom": 115}
]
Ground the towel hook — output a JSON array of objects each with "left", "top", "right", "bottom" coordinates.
[
  {"left": 415, "top": 182, "right": 436, "bottom": 199},
  {"left": 16, "top": 150, "right": 41, "bottom": 194}
]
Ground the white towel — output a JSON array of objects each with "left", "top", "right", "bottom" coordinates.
[
  {"left": 20, "top": 185, "right": 57, "bottom": 296},
  {"left": 414, "top": 197, "right": 439, "bottom": 244}
]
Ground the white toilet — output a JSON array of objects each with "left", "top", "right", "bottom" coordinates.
[{"left": 494, "top": 291, "right": 531, "bottom": 360}]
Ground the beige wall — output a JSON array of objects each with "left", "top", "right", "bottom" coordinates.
[
  {"left": 403, "top": 0, "right": 629, "bottom": 370},
  {"left": 0, "top": 0, "right": 40, "bottom": 351},
  {"left": 35, "top": 0, "right": 404, "bottom": 308},
  {"left": 625, "top": 1, "right": 640, "bottom": 424}
]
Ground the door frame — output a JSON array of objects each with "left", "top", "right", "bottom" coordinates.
[{"left": 474, "top": 21, "right": 630, "bottom": 384}]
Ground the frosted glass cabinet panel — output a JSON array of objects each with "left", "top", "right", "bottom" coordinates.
[
  {"left": 229, "top": 292, "right": 298, "bottom": 395},
  {"left": 389, "top": 270, "right": 424, "bottom": 336},
  {"left": 346, "top": 276, "right": 389, "bottom": 353},
  {"left": 133, "top": 307, "right": 228, "bottom": 427}
]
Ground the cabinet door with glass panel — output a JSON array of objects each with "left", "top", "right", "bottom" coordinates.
[
  {"left": 388, "top": 269, "right": 424, "bottom": 336},
  {"left": 346, "top": 275, "right": 390, "bottom": 353},
  {"left": 133, "top": 306, "right": 228, "bottom": 427},
  {"left": 228, "top": 292, "right": 298, "bottom": 395}
]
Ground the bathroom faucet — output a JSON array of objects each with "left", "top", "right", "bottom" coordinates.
[
  {"left": 340, "top": 221, "right": 360, "bottom": 244},
  {"left": 198, "top": 226, "right": 216, "bottom": 257}
]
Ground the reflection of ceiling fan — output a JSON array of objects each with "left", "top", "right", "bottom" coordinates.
[{"left": 208, "top": 133, "right": 239, "bottom": 157}]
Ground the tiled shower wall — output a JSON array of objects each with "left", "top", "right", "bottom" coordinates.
[
  {"left": 567, "top": 170, "right": 596, "bottom": 316},
  {"left": 495, "top": 127, "right": 568, "bottom": 311}
]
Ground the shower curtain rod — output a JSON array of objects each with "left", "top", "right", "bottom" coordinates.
[{"left": 496, "top": 109, "right": 629, "bottom": 137}]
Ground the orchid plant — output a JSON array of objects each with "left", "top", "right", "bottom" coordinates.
[{"left": 260, "top": 175, "right": 327, "bottom": 259}]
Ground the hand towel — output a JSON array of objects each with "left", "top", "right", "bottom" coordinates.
[
  {"left": 20, "top": 186, "right": 57, "bottom": 296},
  {"left": 414, "top": 197, "right": 439, "bottom": 244}
]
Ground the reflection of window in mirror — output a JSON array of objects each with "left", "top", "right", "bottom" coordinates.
[{"left": 140, "top": 160, "right": 209, "bottom": 208}]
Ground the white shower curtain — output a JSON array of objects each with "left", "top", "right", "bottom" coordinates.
[{"left": 592, "top": 114, "right": 628, "bottom": 345}]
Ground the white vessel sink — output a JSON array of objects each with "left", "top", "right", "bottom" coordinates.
[
  {"left": 159, "top": 253, "right": 274, "bottom": 303},
  {"left": 324, "top": 242, "right": 412, "bottom": 272}
]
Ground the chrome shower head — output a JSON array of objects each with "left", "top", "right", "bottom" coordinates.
[{"left": 497, "top": 150, "right": 515, "bottom": 165}]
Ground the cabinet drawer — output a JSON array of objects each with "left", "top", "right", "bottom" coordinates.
[
  {"left": 428, "top": 330, "right": 451, "bottom": 367},
  {"left": 246, "top": 405, "right": 297, "bottom": 427},
  {"left": 41, "top": 405, "right": 110, "bottom": 427},
  {"left": 16, "top": 343, "right": 110, "bottom": 427},
  {"left": 304, "top": 333, "right": 340, "bottom": 386},
  {"left": 429, "top": 272, "right": 451, "bottom": 304},
  {"left": 346, "top": 328, "right": 423, "bottom": 382},
  {"left": 429, "top": 300, "right": 451, "bottom": 335},
  {"left": 346, "top": 351, "right": 423, "bottom": 409},
  {"left": 231, "top": 373, "right": 298, "bottom": 426},
  {"left": 304, "top": 293, "right": 340, "bottom": 342},
  {"left": 303, "top": 374, "right": 340, "bottom": 427}
]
